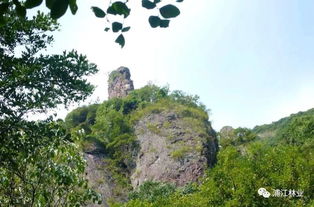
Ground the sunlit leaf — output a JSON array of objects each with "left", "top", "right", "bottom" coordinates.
[{"left": 107, "top": 1, "right": 130, "bottom": 18}]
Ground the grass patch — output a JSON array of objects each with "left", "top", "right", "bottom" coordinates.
[
  {"left": 147, "top": 123, "right": 161, "bottom": 135},
  {"left": 170, "top": 146, "right": 193, "bottom": 159}
]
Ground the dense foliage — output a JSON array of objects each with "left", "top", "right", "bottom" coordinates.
[
  {"left": 0, "top": 119, "right": 100, "bottom": 206},
  {"left": 0, "top": 10, "right": 97, "bottom": 119},
  {"left": 253, "top": 108, "right": 314, "bottom": 140},
  {"left": 0, "top": 8, "right": 100, "bottom": 206},
  {"left": 65, "top": 104, "right": 99, "bottom": 135},
  {"left": 65, "top": 84, "right": 210, "bottom": 195},
  {"left": 219, "top": 127, "right": 257, "bottom": 147},
  {"left": 65, "top": 80, "right": 314, "bottom": 207},
  {"left": 113, "top": 109, "right": 314, "bottom": 207}
]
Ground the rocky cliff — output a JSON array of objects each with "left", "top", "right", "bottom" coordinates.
[
  {"left": 131, "top": 110, "right": 217, "bottom": 188},
  {"left": 108, "top": 66, "right": 134, "bottom": 99},
  {"left": 67, "top": 67, "right": 218, "bottom": 206}
]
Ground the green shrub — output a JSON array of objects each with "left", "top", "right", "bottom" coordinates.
[
  {"left": 128, "top": 181, "right": 176, "bottom": 202},
  {"left": 170, "top": 146, "right": 192, "bottom": 159},
  {"left": 65, "top": 104, "right": 99, "bottom": 134}
]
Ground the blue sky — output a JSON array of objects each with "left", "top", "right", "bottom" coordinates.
[{"left": 36, "top": 0, "right": 314, "bottom": 130}]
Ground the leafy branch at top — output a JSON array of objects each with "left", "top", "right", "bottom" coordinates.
[{"left": 0, "top": 0, "right": 184, "bottom": 48}]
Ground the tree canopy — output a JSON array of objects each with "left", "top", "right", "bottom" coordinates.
[{"left": 0, "top": 6, "right": 101, "bottom": 206}]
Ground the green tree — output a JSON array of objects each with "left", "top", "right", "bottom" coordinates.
[
  {"left": 121, "top": 142, "right": 313, "bottom": 207},
  {"left": 219, "top": 127, "right": 257, "bottom": 147},
  {"left": 0, "top": 7, "right": 100, "bottom": 206},
  {"left": 277, "top": 114, "right": 314, "bottom": 145},
  {"left": 64, "top": 104, "right": 99, "bottom": 134}
]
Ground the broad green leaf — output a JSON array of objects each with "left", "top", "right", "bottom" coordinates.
[
  {"left": 142, "top": 0, "right": 156, "bottom": 9},
  {"left": 154, "top": 0, "right": 161, "bottom": 3},
  {"left": 115, "top": 34, "right": 125, "bottom": 48},
  {"left": 107, "top": 2, "right": 130, "bottom": 18},
  {"left": 50, "top": 0, "right": 69, "bottom": 19},
  {"left": 148, "top": 16, "right": 160, "bottom": 28},
  {"left": 160, "top": 19, "right": 170, "bottom": 28},
  {"left": 16, "top": 5, "right": 27, "bottom": 18},
  {"left": 91, "top": 6, "right": 106, "bottom": 18},
  {"left": 24, "top": 0, "right": 43, "bottom": 9},
  {"left": 159, "top": 4, "right": 180, "bottom": 18},
  {"left": 177, "top": 0, "right": 184, "bottom": 2},
  {"left": 112, "top": 22, "right": 123, "bottom": 32},
  {"left": 69, "top": 0, "right": 78, "bottom": 15},
  {"left": 122, "top": 26, "right": 131, "bottom": 32}
]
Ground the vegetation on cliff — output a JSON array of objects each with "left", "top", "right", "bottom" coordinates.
[
  {"left": 65, "top": 85, "right": 212, "bottom": 196},
  {"left": 115, "top": 109, "right": 314, "bottom": 207},
  {"left": 65, "top": 81, "right": 314, "bottom": 207}
]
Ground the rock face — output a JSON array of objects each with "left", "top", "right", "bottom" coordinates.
[
  {"left": 84, "top": 139, "right": 127, "bottom": 207},
  {"left": 108, "top": 67, "right": 134, "bottom": 99},
  {"left": 83, "top": 67, "right": 218, "bottom": 205},
  {"left": 130, "top": 111, "right": 218, "bottom": 188}
]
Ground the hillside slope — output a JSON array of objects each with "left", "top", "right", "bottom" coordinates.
[{"left": 253, "top": 108, "right": 314, "bottom": 140}]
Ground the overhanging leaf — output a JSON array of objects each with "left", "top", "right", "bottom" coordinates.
[
  {"left": 69, "top": 0, "right": 78, "bottom": 15},
  {"left": 115, "top": 34, "right": 125, "bottom": 48},
  {"left": 24, "top": 0, "right": 43, "bottom": 9},
  {"left": 112, "top": 22, "right": 123, "bottom": 32},
  {"left": 160, "top": 19, "right": 170, "bottom": 28},
  {"left": 45, "top": 0, "right": 55, "bottom": 9},
  {"left": 50, "top": 0, "right": 69, "bottom": 19},
  {"left": 107, "top": 2, "right": 130, "bottom": 18},
  {"left": 148, "top": 16, "right": 160, "bottom": 28},
  {"left": 122, "top": 26, "right": 130, "bottom": 32},
  {"left": 159, "top": 4, "right": 180, "bottom": 18},
  {"left": 91, "top": 6, "right": 106, "bottom": 18},
  {"left": 142, "top": 0, "right": 156, "bottom": 9}
]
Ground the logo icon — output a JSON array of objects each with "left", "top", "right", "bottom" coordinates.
[{"left": 258, "top": 188, "right": 271, "bottom": 198}]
